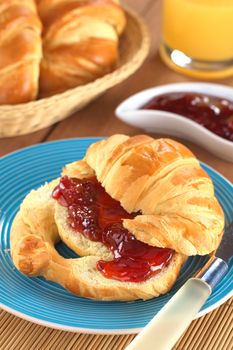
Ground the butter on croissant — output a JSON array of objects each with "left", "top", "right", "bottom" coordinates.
[
  {"left": 86, "top": 135, "right": 224, "bottom": 255},
  {"left": 37, "top": 0, "right": 126, "bottom": 97},
  {"left": 0, "top": 0, "right": 42, "bottom": 105}
]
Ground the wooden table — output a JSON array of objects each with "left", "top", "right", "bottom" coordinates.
[{"left": 0, "top": 1, "right": 232, "bottom": 349}]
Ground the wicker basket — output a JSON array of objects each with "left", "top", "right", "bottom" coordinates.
[{"left": 0, "top": 7, "right": 150, "bottom": 138}]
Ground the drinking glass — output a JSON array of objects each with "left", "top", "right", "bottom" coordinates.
[{"left": 160, "top": 0, "right": 233, "bottom": 79}]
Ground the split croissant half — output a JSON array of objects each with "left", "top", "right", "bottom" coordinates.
[{"left": 10, "top": 135, "right": 224, "bottom": 301}]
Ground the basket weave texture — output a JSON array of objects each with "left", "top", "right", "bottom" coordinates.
[{"left": 0, "top": 7, "right": 150, "bottom": 138}]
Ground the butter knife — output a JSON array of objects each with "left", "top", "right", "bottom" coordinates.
[{"left": 126, "top": 222, "right": 233, "bottom": 350}]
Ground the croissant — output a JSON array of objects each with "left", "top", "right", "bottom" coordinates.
[
  {"left": 37, "top": 0, "right": 126, "bottom": 97},
  {"left": 0, "top": 0, "right": 42, "bottom": 105},
  {"left": 86, "top": 135, "right": 224, "bottom": 256},
  {"left": 10, "top": 135, "right": 224, "bottom": 301}
]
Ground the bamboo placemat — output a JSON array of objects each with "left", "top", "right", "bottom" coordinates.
[{"left": 1, "top": 297, "right": 232, "bottom": 350}]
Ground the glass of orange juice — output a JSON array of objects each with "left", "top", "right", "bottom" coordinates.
[{"left": 160, "top": 0, "right": 233, "bottom": 79}]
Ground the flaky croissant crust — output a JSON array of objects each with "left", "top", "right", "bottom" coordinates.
[{"left": 85, "top": 134, "right": 224, "bottom": 256}]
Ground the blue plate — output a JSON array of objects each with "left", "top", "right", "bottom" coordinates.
[{"left": 0, "top": 138, "right": 233, "bottom": 334}]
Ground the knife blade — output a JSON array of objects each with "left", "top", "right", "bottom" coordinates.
[
  {"left": 195, "top": 222, "right": 233, "bottom": 289},
  {"left": 126, "top": 222, "right": 233, "bottom": 350},
  {"left": 215, "top": 221, "right": 233, "bottom": 262}
]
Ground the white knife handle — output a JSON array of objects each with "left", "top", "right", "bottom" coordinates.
[{"left": 125, "top": 278, "right": 211, "bottom": 350}]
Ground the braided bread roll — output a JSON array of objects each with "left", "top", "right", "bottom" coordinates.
[
  {"left": 0, "top": 0, "right": 42, "bottom": 104},
  {"left": 85, "top": 135, "right": 224, "bottom": 256},
  {"left": 37, "top": 0, "right": 126, "bottom": 97}
]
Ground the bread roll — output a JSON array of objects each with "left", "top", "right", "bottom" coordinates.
[
  {"left": 37, "top": 0, "right": 126, "bottom": 96},
  {"left": 0, "top": 0, "right": 42, "bottom": 104}
]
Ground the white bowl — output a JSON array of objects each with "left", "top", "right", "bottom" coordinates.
[{"left": 115, "top": 82, "right": 233, "bottom": 162}]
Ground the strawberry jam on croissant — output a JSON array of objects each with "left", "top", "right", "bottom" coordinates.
[{"left": 52, "top": 176, "right": 174, "bottom": 282}]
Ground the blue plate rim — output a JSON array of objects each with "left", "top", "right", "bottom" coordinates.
[
  {"left": 0, "top": 137, "right": 104, "bottom": 161},
  {"left": 0, "top": 137, "right": 232, "bottom": 334}
]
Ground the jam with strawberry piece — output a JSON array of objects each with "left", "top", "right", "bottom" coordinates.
[
  {"left": 52, "top": 176, "right": 174, "bottom": 282},
  {"left": 142, "top": 92, "right": 233, "bottom": 141}
]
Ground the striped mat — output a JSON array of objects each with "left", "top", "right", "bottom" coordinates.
[{"left": 1, "top": 297, "right": 232, "bottom": 350}]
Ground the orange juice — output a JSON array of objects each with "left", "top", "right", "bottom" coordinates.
[{"left": 160, "top": 0, "right": 233, "bottom": 79}]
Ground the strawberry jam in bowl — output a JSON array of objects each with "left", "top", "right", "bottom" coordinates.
[
  {"left": 142, "top": 92, "right": 233, "bottom": 142},
  {"left": 115, "top": 83, "right": 233, "bottom": 162},
  {"left": 52, "top": 176, "right": 174, "bottom": 283}
]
